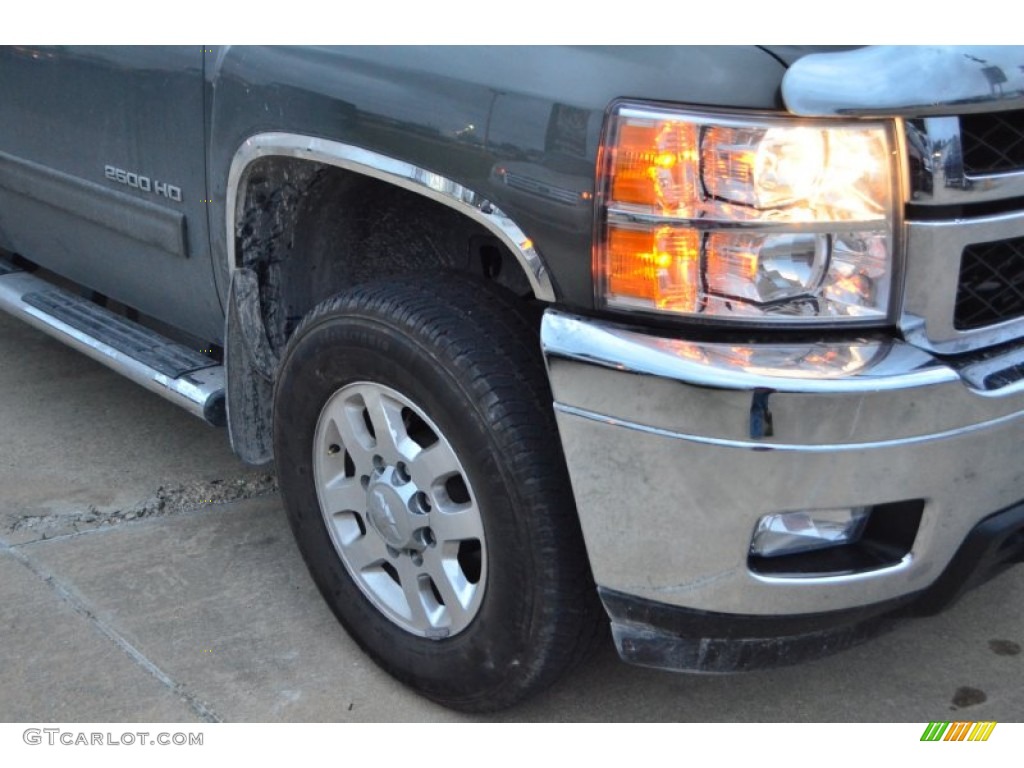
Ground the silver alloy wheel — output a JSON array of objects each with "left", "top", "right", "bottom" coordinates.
[{"left": 312, "top": 381, "right": 487, "bottom": 638}]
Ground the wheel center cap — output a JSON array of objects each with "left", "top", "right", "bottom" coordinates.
[{"left": 366, "top": 481, "right": 412, "bottom": 548}]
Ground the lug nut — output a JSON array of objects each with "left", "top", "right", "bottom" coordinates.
[{"left": 417, "top": 528, "right": 436, "bottom": 548}]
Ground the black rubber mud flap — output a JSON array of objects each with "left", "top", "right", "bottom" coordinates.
[{"left": 225, "top": 267, "right": 277, "bottom": 466}]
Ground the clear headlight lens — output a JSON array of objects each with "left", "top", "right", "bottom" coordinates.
[{"left": 598, "top": 105, "right": 899, "bottom": 323}]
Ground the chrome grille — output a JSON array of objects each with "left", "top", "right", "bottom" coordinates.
[
  {"left": 955, "top": 236, "right": 1024, "bottom": 331},
  {"left": 961, "top": 110, "right": 1024, "bottom": 176},
  {"left": 901, "top": 111, "right": 1024, "bottom": 355}
]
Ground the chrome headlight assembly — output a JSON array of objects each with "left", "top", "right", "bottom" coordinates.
[{"left": 596, "top": 104, "right": 900, "bottom": 324}]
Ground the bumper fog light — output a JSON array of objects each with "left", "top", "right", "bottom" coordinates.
[{"left": 751, "top": 507, "right": 870, "bottom": 558}]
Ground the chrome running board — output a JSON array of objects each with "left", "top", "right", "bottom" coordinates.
[{"left": 0, "top": 258, "right": 225, "bottom": 425}]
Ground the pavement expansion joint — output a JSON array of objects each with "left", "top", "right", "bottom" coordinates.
[{"left": 0, "top": 530, "right": 223, "bottom": 723}]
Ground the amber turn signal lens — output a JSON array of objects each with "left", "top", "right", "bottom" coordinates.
[
  {"left": 605, "top": 226, "right": 700, "bottom": 311},
  {"left": 610, "top": 120, "right": 698, "bottom": 212}
]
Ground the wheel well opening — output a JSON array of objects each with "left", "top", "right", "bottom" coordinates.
[{"left": 235, "top": 157, "right": 535, "bottom": 355}]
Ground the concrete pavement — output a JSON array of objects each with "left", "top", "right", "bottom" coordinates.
[{"left": 1, "top": 311, "right": 1022, "bottom": 722}]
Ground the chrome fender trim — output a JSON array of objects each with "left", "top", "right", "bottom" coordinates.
[{"left": 226, "top": 133, "right": 556, "bottom": 302}]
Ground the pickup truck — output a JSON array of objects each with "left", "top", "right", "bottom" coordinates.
[{"left": 2, "top": 45, "right": 1023, "bottom": 713}]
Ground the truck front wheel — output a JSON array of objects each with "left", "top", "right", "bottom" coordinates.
[{"left": 273, "top": 274, "right": 601, "bottom": 712}]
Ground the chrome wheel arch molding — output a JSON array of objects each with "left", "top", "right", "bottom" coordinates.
[{"left": 225, "top": 132, "right": 556, "bottom": 302}]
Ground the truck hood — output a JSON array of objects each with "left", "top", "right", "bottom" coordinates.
[{"left": 758, "top": 45, "right": 861, "bottom": 67}]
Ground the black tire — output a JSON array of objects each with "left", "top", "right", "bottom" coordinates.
[{"left": 273, "top": 274, "right": 603, "bottom": 712}]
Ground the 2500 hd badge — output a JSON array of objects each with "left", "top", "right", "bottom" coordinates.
[{"left": 103, "top": 165, "right": 183, "bottom": 202}]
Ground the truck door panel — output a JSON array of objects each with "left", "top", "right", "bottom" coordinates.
[{"left": 0, "top": 45, "right": 223, "bottom": 341}]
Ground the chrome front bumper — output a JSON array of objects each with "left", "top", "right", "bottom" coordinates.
[{"left": 542, "top": 310, "right": 1024, "bottom": 618}]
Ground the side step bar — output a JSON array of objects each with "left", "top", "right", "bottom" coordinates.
[{"left": 0, "top": 259, "right": 225, "bottom": 426}]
